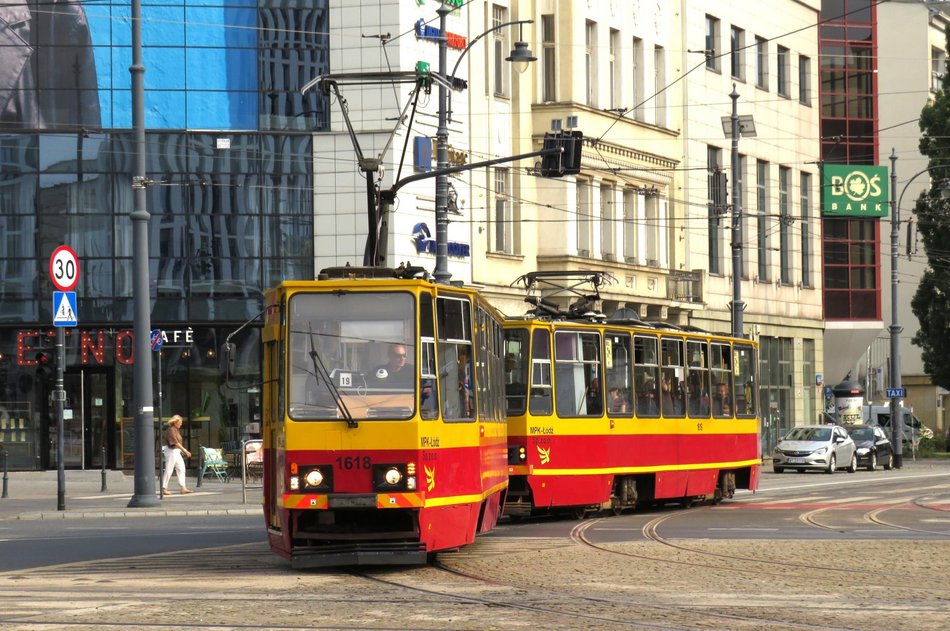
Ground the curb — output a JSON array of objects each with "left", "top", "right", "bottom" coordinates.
[{"left": 11, "top": 507, "right": 263, "bottom": 520}]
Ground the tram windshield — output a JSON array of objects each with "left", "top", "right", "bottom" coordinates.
[{"left": 287, "top": 291, "right": 416, "bottom": 421}]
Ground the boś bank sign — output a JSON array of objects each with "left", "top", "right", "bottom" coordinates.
[{"left": 822, "top": 164, "right": 888, "bottom": 218}]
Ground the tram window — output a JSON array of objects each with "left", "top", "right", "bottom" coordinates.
[
  {"left": 554, "top": 331, "right": 602, "bottom": 417},
  {"left": 420, "top": 294, "right": 439, "bottom": 420},
  {"left": 711, "top": 342, "right": 734, "bottom": 418},
  {"left": 504, "top": 328, "right": 529, "bottom": 415},
  {"left": 604, "top": 332, "right": 632, "bottom": 416},
  {"left": 287, "top": 292, "right": 415, "bottom": 421},
  {"left": 686, "top": 340, "right": 710, "bottom": 418},
  {"left": 660, "top": 337, "right": 685, "bottom": 417},
  {"left": 529, "top": 329, "right": 552, "bottom": 415},
  {"left": 634, "top": 336, "right": 659, "bottom": 417},
  {"left": 734, "top": 343, "right": 757, "bottom": 417},
  {"left": 438, "top": 296, "right": 475, "bottom": 422}
]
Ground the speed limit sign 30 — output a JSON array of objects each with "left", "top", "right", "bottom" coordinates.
[{"left": 50, "top": 245, "right": 80, "bottom": 291}]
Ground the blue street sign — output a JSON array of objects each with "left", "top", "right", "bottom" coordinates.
[
  {"left": 150, "top": 329, "right": 163, "bottom": 351},
  {"left": 885, "top": 388, "right": 906, "bottom": 399},
  {"left": 52, "top": 291, "right": 78, "bottom": 327}
]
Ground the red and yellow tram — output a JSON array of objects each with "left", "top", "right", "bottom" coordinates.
[
  {"left": 257, "top": 266, "right": 508, "bottom": 567},
  {"left": 502, "top": 272, "right": 760, "bottom": 516}
]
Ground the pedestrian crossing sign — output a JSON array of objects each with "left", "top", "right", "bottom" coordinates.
[{"left": 53, "top": 291, "right": 78, "bottom": 327}]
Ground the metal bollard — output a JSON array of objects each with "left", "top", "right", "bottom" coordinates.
[
  {"left": 100, "top": 446, "right": 108, "bottom": 492},
  {"left": 196, "top": 447, "right": 202, "bottom": 488},
  {"left": 1, "top": 450, "right": 8, "bottom": 499}
]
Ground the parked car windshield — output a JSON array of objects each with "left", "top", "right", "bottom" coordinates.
[
  {"left": 784, "top": 427, "right": 831, "bottom": 442},
  {"left": 849, "top": 427, "right": 873, "bottom": 440}
]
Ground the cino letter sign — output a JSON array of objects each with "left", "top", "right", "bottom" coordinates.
[{"left": 821, "top": 164, "right": 888, "bottom": 218}]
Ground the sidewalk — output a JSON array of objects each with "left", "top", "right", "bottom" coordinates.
[{"left": 0, "top": 470, "right": 263, "bottom": 521}]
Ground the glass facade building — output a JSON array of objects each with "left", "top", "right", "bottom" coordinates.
[{"left": 0, "top": 0, "right": 327, "bottom": 470}]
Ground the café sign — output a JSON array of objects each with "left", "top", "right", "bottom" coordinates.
[{"left": 822, "top": 164, "right": 888, "bottom": 218}]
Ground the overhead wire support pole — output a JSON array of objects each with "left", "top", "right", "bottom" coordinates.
[
  {"left": 729, "top": 87, "right": 745, "bottom": 338},
  {"left": 888, "top": 149, "right": 902, "bottom": 469},
  {"left": 127, "top": 0, "right": 159, "bottom": 507},
  {"left": 433, "top": 1, "right": 452, "bottom": 284}
]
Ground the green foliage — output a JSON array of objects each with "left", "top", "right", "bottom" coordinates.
[{"left": 910, "top": 24, "right": 950, "bottom": 390}]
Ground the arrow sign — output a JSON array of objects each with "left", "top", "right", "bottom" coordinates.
[{"left": 52, "top": 291, "right": 78, "bottom": 327}]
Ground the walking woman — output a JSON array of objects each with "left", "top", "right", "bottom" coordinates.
[{"left": 161, "top": 415, "right": 193, "bottom": 495}]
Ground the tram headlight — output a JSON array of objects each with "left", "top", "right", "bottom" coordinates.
[
  {"left": 373, "top": 463, "right": 413, "bottom": 491},
  {"left": 507, "top": 445, "right": 527, "bottom": 465},
  {"left": 305, "top": 469, "right": 325, "bottom": 487},
  {"left": 384, "top": 467, "right": 402, "bottom": 486}
]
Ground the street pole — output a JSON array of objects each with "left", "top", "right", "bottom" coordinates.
[
  {"left": 127, "top": 0, "right": 159, "bottom": 507},
  {"left": 433, "top": 1, "right": 452, "bottom": 284},
  {"left": 55, "top": 326, "right": 65, "bottom": 510},
  {"left": 888, "top": 149, "right": 903, "bottom": 469},
  {"left": 729, "top": 88, "right": 744, "bottom": 338}
]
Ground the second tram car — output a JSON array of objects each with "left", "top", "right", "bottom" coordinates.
[
  {"left": 257, "top": 266, "right": 508, "bottom": 567},
  {"left": 502, "top": 272, "right": 760, "bottom": 516}
]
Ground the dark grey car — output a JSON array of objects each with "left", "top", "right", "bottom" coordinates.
[{"left": 846, "top": 424, "right": 893, "bottom": 471}]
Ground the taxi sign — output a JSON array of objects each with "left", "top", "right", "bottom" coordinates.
[
  {"left": 53, "top": 291, "right": 78, "bottom": 327},
  {"left": 885, "top": 388, "right": 906, "bottom": 399}
]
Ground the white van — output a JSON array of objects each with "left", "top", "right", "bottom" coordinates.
[{"left": 861, "top": 405, "right": 931, "bottom": 444}]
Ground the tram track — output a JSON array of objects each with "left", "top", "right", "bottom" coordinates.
[{"left": 573, "top": 505, "right": 950, "bottom": 589}]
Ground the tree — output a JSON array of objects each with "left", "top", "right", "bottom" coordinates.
[{"left": 910, "top": 25, "right": 950, "bottom": 389}]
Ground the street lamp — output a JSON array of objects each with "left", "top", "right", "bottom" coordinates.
[
  {"left": 721, "top": 86, "right": 755, "bottom": 338},
  {"left": 887, "top": 152, "right": 950, "bottom": 469},
  {"left": 433, "top": 3, "right": 534, "bottom": 284}
]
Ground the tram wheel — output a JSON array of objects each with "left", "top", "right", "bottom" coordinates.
[{"left": 571, "top": 507, "right": 587, "bottom": 520}]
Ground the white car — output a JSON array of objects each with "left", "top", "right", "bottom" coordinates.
[{"left": 772, "top": 424, "right": 857, "bottom": 474}]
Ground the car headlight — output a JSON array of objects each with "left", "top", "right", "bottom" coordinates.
[
  {"left": 773, "top": 447, "right": 783, "bottom": 455},
  {"left": 856, "top": 447, "right": 869, "bottom": 455},
  {"left": 813, "top": 447, "right": 828, "bottom": 456}
]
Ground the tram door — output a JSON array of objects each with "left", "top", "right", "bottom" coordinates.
[{"left": 48, "top": 369, "right": 114, "bottom": 469}]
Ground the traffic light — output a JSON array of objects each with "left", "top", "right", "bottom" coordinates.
[
  {"left": 540, "top": 131, "right": 584, "bottom": 177},
  {"left": 16, "top": 331, "right": 54, "bottom": 367}
]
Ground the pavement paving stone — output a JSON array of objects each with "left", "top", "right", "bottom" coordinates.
[{"left": 0, "top": 469, "right": 262, "bottom": 521}]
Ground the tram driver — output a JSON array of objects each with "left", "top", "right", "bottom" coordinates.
[{"left": 374, "top": 343, "right": 413, "bottom": 387}]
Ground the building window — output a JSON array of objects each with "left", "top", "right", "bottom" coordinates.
[
  {"left": 632, "top": 37, "right": 645, "bottom": 121},
  {"left": 645, "top": 194, "right": 660, "bottom": 267},
  {"left": 779, "top": 166, "right": 791, "bottom": 284},
  {"left": 730, "top": 26, "right": 745, "bottom": 80},
  {"left": 823, "top": 218, "right": 879, "bottom": 319},
  {"left": 609, "top": 29, "right": 621, "bottom": 110},
  {"left": 760, "top": 336, "right": 793, "bottom": 455},
  {"left": 492, "top": 5, "right": 510, "bottom": 98},
  {"left": 799, "top": 54, "right": 811, "bottom": 105},
  {"left": 802, "top": 338, "right": 816, "bottom": 424},
  {"left": 705, "top": 15, "right": 720, "bottom": 71},
  {"left": 585, "top": 20, "right": 597, "bottom": 107},
  {"left": 777, "top": 46, "right": 790, "bottom": 97},
  {"left": 800, "top": 172, "right": 812, "bottom": 287},
  {"left": 493, "top": 167, "right": 511, "bottom": 254},
  {"left": 708, "top": 145, "right": 723, "bottom": 275},
  {"left": 541, "top": 14, "right": 556, "bottom": 102},
  {"left": 755, "top": 36, "right": 768, "bottom": 90},
  {"left": 577, "top": 178, "right": 592, "bottom": 256},
  {"left": 756, "top": 159, "right": 769, "bottom": 281},
  {"left": 654, "top": 45, "right": 667, "bottom": 127},
  {"left": 933, "top": 46, "right": 946, "bottom": 92},
  {"left": 600, "top": 183, "right": 615, "bottom": 260},
  {"left": 738, "top": 154, "right": 750, "bottom": 279},
  {"left": 623, "top": 188, "right": 638, "bottom": 263}
]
